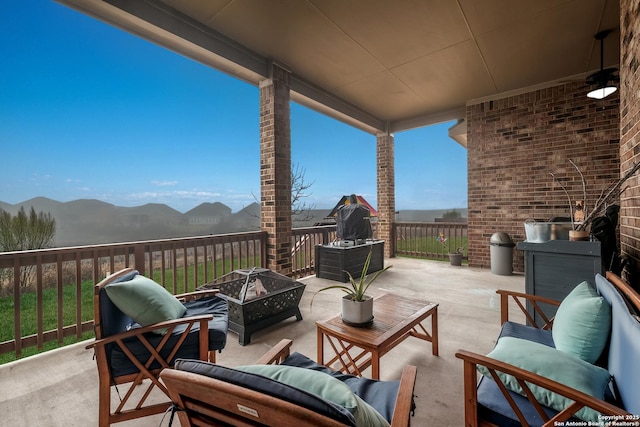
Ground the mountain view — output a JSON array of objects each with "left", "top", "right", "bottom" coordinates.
[{"left": 0, "top": 197, "right": 467, "bottom": 248}]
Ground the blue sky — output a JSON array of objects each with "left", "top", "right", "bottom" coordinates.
[{"left": 1, "top": 1, "right": 467, "bottom": 214}]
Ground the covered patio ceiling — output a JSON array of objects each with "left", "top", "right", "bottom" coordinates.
[{"left": 58, "top": 0, "right": 619, "bottom": 144}]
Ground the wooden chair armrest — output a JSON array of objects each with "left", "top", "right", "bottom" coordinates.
[
  {"left": 495, "top": 290, "right": 562, "bottom": 306},
  {"left": 390, "top": 365, "right": 417, "bottom": 427},
  {"left": 87, "top": 314, "right": 213, "bottom": 349},
  {"left": 255, "top": 339, "right": 293, "bottom": 365},
  {"left": 496, "top": 290, "right": 561, "bottom": 329},
  {"left": 175, "top": 289, "right": 220, "bottom": 302},
  {"left": 606, "top": 271, "right": 640, "bottom": 310},
  {"left": 455, "top": 349, "right": 628, "bottom": 426}
]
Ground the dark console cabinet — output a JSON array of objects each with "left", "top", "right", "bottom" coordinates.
[
  {"left": 517, "top": 240, "right": 602, "bottom": 324},
  {"left": 315, "top": 240, "right": 384, "bottom": 282}
]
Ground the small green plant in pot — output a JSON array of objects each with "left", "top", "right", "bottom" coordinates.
[{"left": 311, "top": 250, "right": 391, "bottom": 325}]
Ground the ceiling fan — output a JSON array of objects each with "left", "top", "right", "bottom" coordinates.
[{"left": 586, "top": 29, "right": 619, "bottom": 99}]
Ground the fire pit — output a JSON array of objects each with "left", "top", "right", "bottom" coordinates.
[{"left": 198, "top": 268, "right": 305, "bottom": 345}]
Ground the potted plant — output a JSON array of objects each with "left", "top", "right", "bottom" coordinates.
[
  {"left": 550, "top": 160, "right": 640, "bottom": 240},
  {"left": 437, "top": 232, "right": 464, "bottom": 266},
  {"left": 311, "top": 249, "right": 391, "bottom": 326}
]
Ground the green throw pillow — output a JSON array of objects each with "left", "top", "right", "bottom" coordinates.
[
  {"left": 478, "top": 336, "right": 611, "bottom": 422},
  {"left": 237, "top": 364, "right": 390, "bottom": 427},
  {"left": 552, "top": 281, "right": 611, "bottom": 363},
  {"left": 105, "top": 275, "right": 186, "bottom": 334}
]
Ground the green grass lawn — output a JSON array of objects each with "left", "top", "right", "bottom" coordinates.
[
  {"left": 396, "top": 235, "right": 468, "bottom": 256},
  {"left": 0, "top": 280, "right": 95, "bottom": 364}
]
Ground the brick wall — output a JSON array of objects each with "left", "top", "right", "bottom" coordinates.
[
  {"left": 467, "top": 83, "right": 620, "bottom": 272},
  {"left": 376, "top": 132, "right": 395, "bottom": 258},
  {"left": 260, "top": 63, "right": 292, "bottom": 274},
  {"left": 620, "top": 0, "right": 640, "bottom": 284}
]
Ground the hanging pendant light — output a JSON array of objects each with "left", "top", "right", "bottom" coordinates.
[
  {"left": 587, "top": 86, "right": 617, "bottom": 100},
  {"left": 586, "top": 30, "right": 618, "bottom": 99}
]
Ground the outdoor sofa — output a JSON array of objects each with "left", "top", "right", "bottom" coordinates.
[{"left": 456, "top": 271, "right": 640, "bottom": 426}]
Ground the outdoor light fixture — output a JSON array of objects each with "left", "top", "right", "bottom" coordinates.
[
  {"left": 587, "top": 85, "right": 617, "bottom": 99},
  {"left": 586, "top": 30, "right": 618, "bottom": 100}
]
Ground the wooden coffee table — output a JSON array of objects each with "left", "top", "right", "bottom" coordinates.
[{"left": 316, "top": 293, "right": 438, "bottom": 379}]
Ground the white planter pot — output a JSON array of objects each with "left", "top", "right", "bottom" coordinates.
[{"left": 341, "top": 295, "right": 373, "bottom": 325}]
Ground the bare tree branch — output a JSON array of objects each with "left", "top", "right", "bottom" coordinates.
[
  {"left": 290, "top": 162, "right": 316, "bottom": 222},
  {"left": 250, "top": 162, "right": 316, "bottom": 223}
]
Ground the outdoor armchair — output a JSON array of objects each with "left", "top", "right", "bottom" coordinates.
[{"left": 87, "top": 267, "right": 228, "bottom": 426}]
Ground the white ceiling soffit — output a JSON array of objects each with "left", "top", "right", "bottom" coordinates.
[
  {"left": 448, "top": 119, "right": 467, "bottom": 148},
  {"left": 55, "top": 0, "right": 620, "bottom": 137}
]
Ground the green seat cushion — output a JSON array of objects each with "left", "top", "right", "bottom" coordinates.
[
  {"left": 237, "top": 364, "right": 390, "bottom": 427},
  {"left": 478, "top": 336, "right": 611, "bottom": 422},
  {"left": 105, "top": 274, "right": 186, "bottom": 333},
  {"left": 552, "top": 281, "right": 611, "bottom": 363}
]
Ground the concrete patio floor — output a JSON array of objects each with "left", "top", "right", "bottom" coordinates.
[{"left": 0, "top": 257, "right": 525, "bottom": 426}]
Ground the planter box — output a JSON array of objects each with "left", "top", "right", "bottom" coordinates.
[
  {"left": 198, "top": 268, "right": 305, "bottom": 345},
  {"left": 516, "top": 240, "right": 602, "bottom": 324},
  {"left": 315, "top": 240, "right": 384, "bottom": 282}
]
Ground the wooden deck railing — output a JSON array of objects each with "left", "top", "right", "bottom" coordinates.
[
  {"left": 0, "top": 221, "right": 465, "bottom": 361},
  {"left": 290, "top": 225, "right": 337, "bottom": 279},
  {"left": 395, "top": 221, "right": 468, "bottom": 259},
  {"left": 0, "top": 231, "right": 266, "bottom": 359}
]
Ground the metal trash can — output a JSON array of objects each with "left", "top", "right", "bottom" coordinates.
[{"left": 490, "top": 232, "right": 515, "bottom": 275}]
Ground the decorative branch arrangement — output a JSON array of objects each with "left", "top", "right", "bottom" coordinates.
[
  {"left": 549, "top": 169, "right": 577, "bottom": 229},
  {"left": 550, "top": 160, "right": 640, "bottom": 231},
  {"left": 577, "top": 161, "right": 640, "bottom": 231}
]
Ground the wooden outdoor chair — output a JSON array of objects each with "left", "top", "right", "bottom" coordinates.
[
  {"left": 161, "top": 338, "right": 418, "bottom": 426},
  {"left": 87, "top": 268, "right": 229, "bottom": 427}
]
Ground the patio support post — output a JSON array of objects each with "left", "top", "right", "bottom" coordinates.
[
  {"left": 377, "top": 131, "right": 395, "bottom": 258},
  {"left": 259, "top": 61, "right": 292, "bottom": 275}
]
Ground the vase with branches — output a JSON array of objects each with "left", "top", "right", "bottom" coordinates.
[{"left": 550, "top": 160, "right": 640, "bottom": 232}]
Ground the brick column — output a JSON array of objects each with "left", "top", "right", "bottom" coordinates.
[
  {"left": 376, "top": 131, "right": 395, "bottom": 258},
  {"left": 259, "top": 62, "right": 292, "bottom": 275},
  {"left": 620, "top": 0, "right": 640, "bottom": 281}
]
